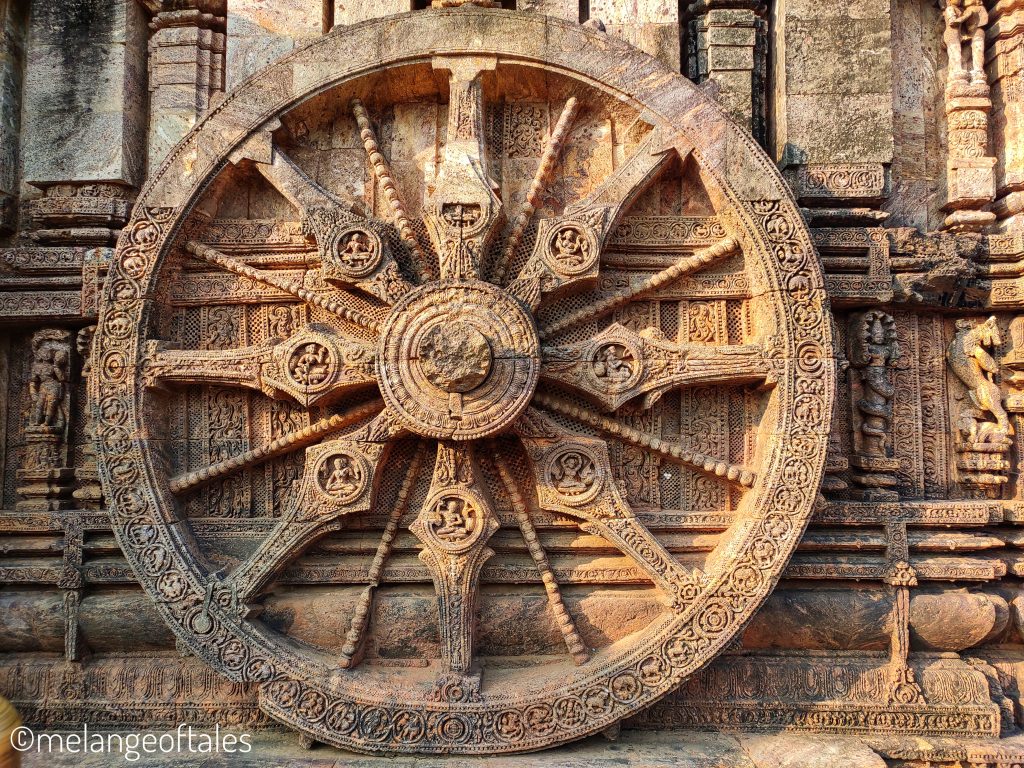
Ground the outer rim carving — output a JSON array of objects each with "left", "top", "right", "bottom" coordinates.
[{"left": 94, "top": 10, "right": 834, "bottom": 756}]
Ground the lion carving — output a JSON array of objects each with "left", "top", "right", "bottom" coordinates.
[{"left": 947, "top": 316, "right": 1012, "bottom": 444}]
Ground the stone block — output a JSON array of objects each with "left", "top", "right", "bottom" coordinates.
[
  {"left": 783, "top": 93, "right": 894, "bottom": 166},
  {"left": 740, "top": 734, "right": 886, "bottom": 768},
  {"left": 226, "top": 0, "right": 323, "bottom": 90},
  {"left": 335, "top": 0, "right": 411, "bottom": 26},
  {"left": 591, "top": 0, "right": 679, "bottom": 25},
  {"left": 706, "top": 44, "right": 755, "bottom": 71},
  {"left": 604, "top": 22, "right": 682, "bottom": 71},
  {"left": 947, "top": 156, "right": 997, "bottom": 208},
  {"left": 518, "top": 0, "right": 578, "bottom": 19},
  {"left": 785, "top": 18, "right": 893, "bottom": 96},
  {"left": 786, "top": 0, "right": 892, "bottom": 22},
  {"left": 0, "top": 0, "right": 26, "bottom": 203},
  {"left": 22, "top": 0, "right": 147, "bottom": 186}
]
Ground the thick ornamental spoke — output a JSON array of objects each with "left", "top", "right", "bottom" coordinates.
[
  {"left": 539, "top": 236, "right": 739, "bottom": 340},
  {"left": 410, "top": 442, "right": 499, "bottom": 702},
  {"left": 222, "top": 408, "right": 405, "bottom": 605},
  {"left": 507, "top": 127, "right": 686, "bottom": 309},
  {"left": 423, "top": 57, "right": 505, "bottom": 280},
  {"left": 514, "top": 410, "right": 702, "bottom": 609},
  {"left": 169, "top": 400, "right": 385, "bottom": 497},
  {"left": 142, "top": 339, "right": 275, "bottom": 394},
  {"left": 234, "top": 132, "right": 416, "bottom": 305},
  {"left": 185, "top": 241, "right": 381, "bottom": 333},
  {"left": 533, "top": 392, "right": 756, "bottom": 489},
  {"left": 231, "top": 129, "right": 356, "bottom": 220},
  {"left": 541, "top": 322, "right": 772, "bottom": 412},
  {"left": 144, "top": 325, "right": 376, "bottom": 408}
]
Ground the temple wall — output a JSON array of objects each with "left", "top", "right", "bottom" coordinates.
[{"left": 1, "top": 1, "right": 1024, "bottom": 762}]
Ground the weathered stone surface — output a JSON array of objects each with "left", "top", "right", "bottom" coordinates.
[
  {"left": 22, "top": 0, "right": 147, "bottom": 186},
  {"left": 739, "top": 734, "right": 886, "bottom": 768},
  {"left": 225, "top": 0, "right": 322, "bottom": 89}
]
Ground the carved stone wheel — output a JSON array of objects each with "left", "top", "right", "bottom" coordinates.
[{"left": 94, "top": 10, "right": 835, "bottom": 755}]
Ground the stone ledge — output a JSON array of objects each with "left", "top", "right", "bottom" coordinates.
[{"left": 16, "top": 729, "right": 1024, "bottom": 767}]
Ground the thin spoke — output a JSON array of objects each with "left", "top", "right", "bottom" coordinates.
[
  {"left": 492, "top": 97, "right": 580, "bottom": 285},
  {"left": 533, "top": 391, "right": 756, "bottom": 488},
  {"left": 185, "top": 241, "right": 380, "bottom": 333},
  {"left": 340, "top": 442, "right": 428, "bottom": 669},
  {"left": 169, "top": 399, "right": 384, "bottom": 496},
  {"left": 490, "top": 450, "right": 589, "bottom": 665},
  {"left": 539, "top": 236, "right": 739, "bottom": 340},
  {"left": 351, "top": 98, "right": 434, "bottom": 282}
]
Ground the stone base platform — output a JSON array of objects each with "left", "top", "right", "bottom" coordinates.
[{"left": 16, "top": 729, "right": 1024, "bottom": 767}]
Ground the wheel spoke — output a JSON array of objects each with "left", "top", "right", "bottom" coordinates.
[
  {"left": 409, "top": 442, "right": 499, "bottom": 702},
  {"left": 538, "top": 235, "right": 739, "bottom": 340},
  {"left": 185, "top": 241, "right": 381, "bottom": 333},
  {"left": 234, "top": 132, "right": 416, "bottom": 305},
  {"left": 351, "top": 98, "right": 435, "bottom": 282},
  {"left": 144, "top": 324, "right": 377, "bottom": 408},
  {"left": 489, "top": 450, "right": 589, "bottom": 665},
  {"left": 142, "top": 338, "right": 276, "bottom": 394},
  {"left": 514, "top": 410, "right": 702, "bottom": 609},
  {"left": 169, "top": 399, "right": 385, "bottom": 496},
  {"left": 222, "top": 408, "right": 405, "bottom": 605},
  {"left": 491, "top": 96, "right": 580, "bottom": 286},
  {"left": 541, "top": 322, "right": 772, "bottom": 412},
  {"left": 248, "top": 141, "right": 357, "bottom": 220},
  {"left": 424, "top": 58, "right": 505, "bottom": 280},
  {"left": 532, "top": 391, "right": 756, "bottom": 489},
  {"left": 339, "top": 443, "right": 429, "bottom": 669},
  {"left": 507, "top": 127, "right": 687, "bottom": 309}
]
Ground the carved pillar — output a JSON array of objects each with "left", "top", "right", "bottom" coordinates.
[
  {"left": 947, "top": 316, "right": 1013, "bottom": 497},
  {"left": 145, "top": 0, "right": 226, "bottom": 174},
  {"left": 943, "top": 1, "right": 999, "bottom": 230},
  {"left": 73, "top": 326, "right": 102, "bottom": 510},
  {"left": 16, "top": 328, "right": 75, "bottom": 511},
  {"left": 59, "top": 516, "right": 84, "bottom": 661},
  {"left": 685, "top": 1, "right": 768, "bottom": 144},
  {"left": 883, "top": 518, "right": 925, "bottom": 706},
  {"left": 988, "top": 0, "right": 1024, "bottom": 224},
  {"left": 848, "top": 311, "right": 901, "bottom": 500}
]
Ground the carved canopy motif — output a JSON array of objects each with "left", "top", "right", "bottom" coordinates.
[{"left": 93, "top": 9, "right": 834, "bottom": 755}]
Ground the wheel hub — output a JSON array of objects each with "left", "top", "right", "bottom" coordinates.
[{"left": 376, "top": 280, "right": 540, "bottom": 440}]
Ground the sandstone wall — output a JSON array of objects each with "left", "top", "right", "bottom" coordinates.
[{"left": 0, "top": 1, "right": 1023, "bottom": 763}]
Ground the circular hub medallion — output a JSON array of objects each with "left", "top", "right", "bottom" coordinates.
[{"left": 377, "top": 280, "right": 540, "bottom": 440}]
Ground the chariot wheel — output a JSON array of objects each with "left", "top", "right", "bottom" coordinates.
[{"left": 94, "top": 9, "right": 834, "bottom": 754}]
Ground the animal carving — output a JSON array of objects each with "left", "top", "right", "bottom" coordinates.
[{"left": 947, "top": 316, "right": 1012, "bottom": 444}]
